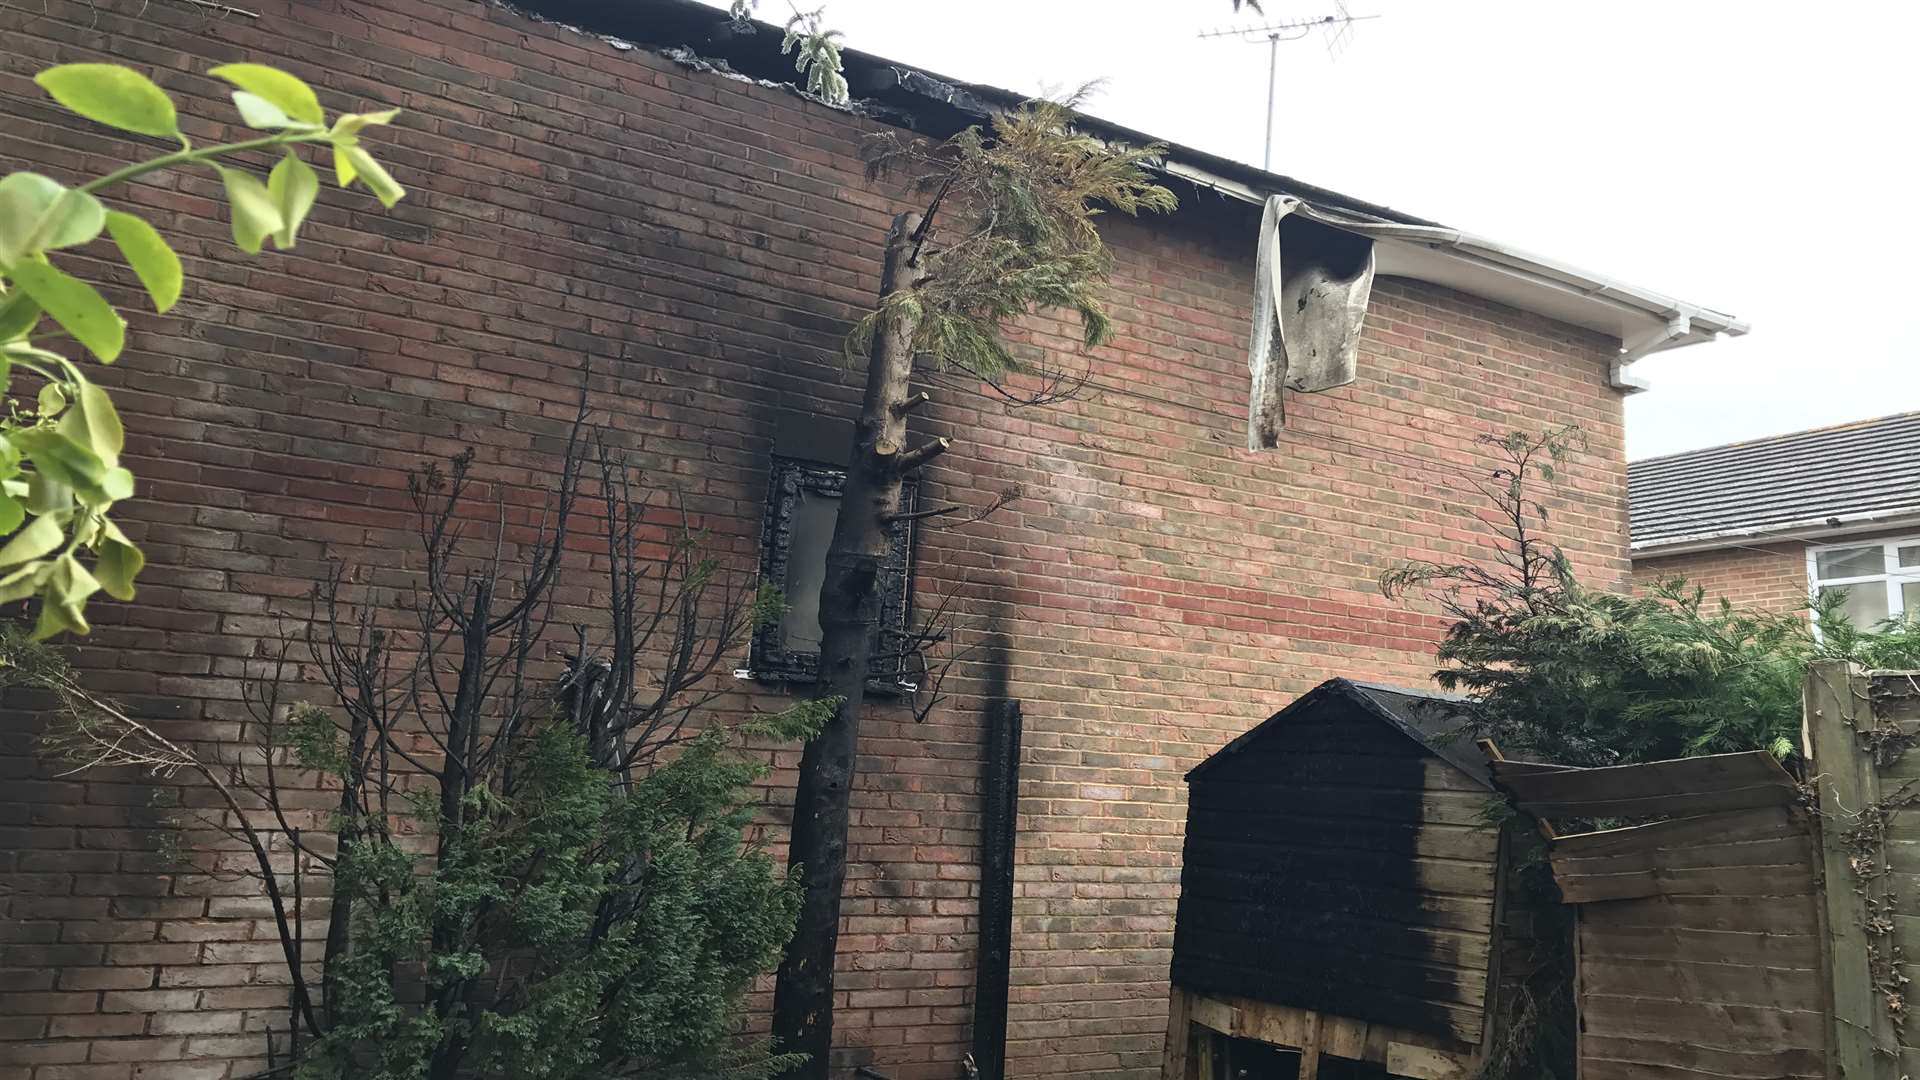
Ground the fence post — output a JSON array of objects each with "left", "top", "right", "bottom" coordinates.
[{"left": 1804, "top": 659, "right": 1893, "bottom": 1078}]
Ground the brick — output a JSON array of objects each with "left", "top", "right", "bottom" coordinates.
[
  {"left": 99, "top": 992, "right": 199, "bottom": 1014},
  {"left": 85, "top": 1038, "right": 189, "bottom": 1063},
  {"left": 55, "top": 971, "right": 153, "bottom": 993},
  {"left": 1633, "top": 541, "right": 1811, "bottom": 613},
  {"left": 0, "top": 1041, "right": 87, "bottom": 1065},
  {"left": 149, "top": 1012, "right": 243, "bottom": 1036},
  {"left": 131, "top": 1065, "right": 229, "bottom": 1080},
  {"left": 0, "top": 995, "right": 95, "bottom": 1016},
  {"left": 47, "top": 1016, "right": 145, "bottom": 1040}
]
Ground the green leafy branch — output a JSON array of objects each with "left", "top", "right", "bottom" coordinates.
[
  {"left": 0, "top": 61, "right": 403, "bottom": 637},
  {"left": 726, "top": 0, "right": 849, "bottom": 105}
]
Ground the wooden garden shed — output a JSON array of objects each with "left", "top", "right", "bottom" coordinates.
[{"left": 1163, "top": 678, "right": 1540, "bottom": 1080}]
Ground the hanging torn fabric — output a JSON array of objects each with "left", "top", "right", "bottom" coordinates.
[{"left": 1246, "top": 195, "right": 1377, "bottom": 450}]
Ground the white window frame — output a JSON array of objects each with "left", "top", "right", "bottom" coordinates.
[{"left": 1805, "top": 534, "right": 1920, "bottom": 630}]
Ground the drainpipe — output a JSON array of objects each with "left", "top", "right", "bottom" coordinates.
[
  {"left": 1610, "top": 312, "right": 1693, "bottom": 393},
  {"left": 971, "top": 701, "right": 1023, "bottom": 1080}
]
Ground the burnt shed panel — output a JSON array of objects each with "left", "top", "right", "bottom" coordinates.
[{"left": 1171, "top": 679, "right": 1500, "bottom": 1046}]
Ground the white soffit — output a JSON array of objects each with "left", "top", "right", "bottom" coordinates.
[{"left": 1159, "top": 161, "right": 1750, "bottom": 392}]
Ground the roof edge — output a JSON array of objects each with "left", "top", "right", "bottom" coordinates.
[
  {"left": 1632, "top": 508, "right": 1920, "bottom": 557},
  {"left": 507, "top": 0, "right": 1747, "bottom": 376},
  {"left": 1630, "top": 410, "right": 1920, "bottom": 469}
]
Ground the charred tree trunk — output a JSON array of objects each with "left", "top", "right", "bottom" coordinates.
[
  {"left": 773, "top": 212, "right": 935, "bottom": 1078},
  {"left": 426, "top": 582, "right": 492, "bottom": 1080}
]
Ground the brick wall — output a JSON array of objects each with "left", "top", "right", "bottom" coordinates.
[
  {"left": 1631, "top": 543, "right": 1809, "bottom": 613},
  {"left": 0, "top": 1, "right": 1631, "bottom": 1078}
]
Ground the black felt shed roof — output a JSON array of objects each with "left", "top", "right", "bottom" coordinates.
[{"left": 1187, "top": 678, "right": 1490, "bottom": 789}]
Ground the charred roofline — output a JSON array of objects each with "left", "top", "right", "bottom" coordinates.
[
  {"left": 497, "top": 0, "right": 1441, "bottom": 228},
  {"left": 498, "top": 0, "right": 1747, "bottom": 378}
]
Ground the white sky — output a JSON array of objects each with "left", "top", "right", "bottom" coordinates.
[{"left": 709, "top": 0, "right": 1920, "bottom": 459}]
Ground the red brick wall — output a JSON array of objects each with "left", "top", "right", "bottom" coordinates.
[
  {"left": 1632, "top": 544, "right": 1809, "bottom": 613},
  {"left": 0, "top": 2, "right": 1631, "bottom": 1078}
]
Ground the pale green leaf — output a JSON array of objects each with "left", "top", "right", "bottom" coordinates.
[
  {"left": 0, "top": 513, "right": 63, "bottom": 567},
  {"left": 34, "top": 555, "right": 99, "bottom": 639},
  {"left": 94, "top": 518, "right": 141, "bottom": 601},
  {"left": 329, "top": 108, "right": 399, "bottom": 139},
  {"left": 215, "top": 167, "right": 284, "bottom": 255},
  {"left": 207, "top": 64, "right": 323, "bottom": 126},
  {"left": 340, "top": 145, "right": 404, "bottom": 208},
  {"left": 14, "top": 427, "right": 105, "bottom": 492},
  {"left": 0, "top": 173, "right": 65, "bottom": 268},
  {"left": 0, "top": 495, "right": 23, "bottom": 537},
  {"left": 0, "top": 292, "right": 40, "bottom": 341},
  {"left": 22, "top": 187, "right": 106, "bottom": 257},
  {"left": 34, "top": 64, "right": 179, "bottom": 138},
  {"left": 24, "top": 473, "right": 69, "bottom": 516},
  {"left": 104, "top": 211, "right": 182, "bottom": 313},
  {"left": 0, "top": 562, "right": 48, "bottom": 605},
  {"left": 332, "top": 142, "right": 358, "bottom": 189},
  {"left": 99, "top": 467, "right": 133, "bottom": 502},
  {"left": 8, "top": 260, "right": 125, "bottom": 363},
  {"left": 37, "top": 382, "right": 65, "bottom": 418},
  {"left": 71, "top": 380, "right": 124, "bottom": 463},
  {"left": 267, "top": 152, "right": 319, "bottom": 249},
  {"left": 230, "top": 90, "right": 294, "bottom": 129}
]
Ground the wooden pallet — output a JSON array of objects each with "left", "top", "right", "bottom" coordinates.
[{"left": 1162, "top": 986, "right": 1473, "bottom": 1079}]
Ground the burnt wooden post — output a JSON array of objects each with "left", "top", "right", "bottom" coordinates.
[
  {"left": 1804, "top": 659, "right": 1895, "bottom": 1077},
  {"left": 1161, "top": 989, "right": 1192, "bottom": 1080},
  {"left": 971, "top": 700, "right": 1022, "bottom": 1079}
]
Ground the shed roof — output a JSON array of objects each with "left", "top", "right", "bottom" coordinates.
[
  {"left": 1629, "top": 411, "right": 1920, "bottom": 553},
  {"left": 1189, "top": 678, "right": 1490, "bottom": 789}
]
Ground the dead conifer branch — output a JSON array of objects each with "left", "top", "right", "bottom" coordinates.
[{"left": 895, "top": 437, "right": 951, "bottom": 473}]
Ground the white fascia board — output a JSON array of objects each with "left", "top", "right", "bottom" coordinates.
[{"left": 1158, "top": 160, "right": 1748, "bottom": 389}]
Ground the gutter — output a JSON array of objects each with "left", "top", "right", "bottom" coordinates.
[
  {"left": 1632, "top": 507, "right": 1920, "bottom": 558},
  {"left": 1158, "top": 159, "right": 1748, "bottom": 391}
]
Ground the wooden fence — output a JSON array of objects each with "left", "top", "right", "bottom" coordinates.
[
  {"left": 1802, "top": 661, "right": 1920, "bottom": 1079},
  {"left": 1488, "top": 749, "right": 1827, "bottom": 1079},
  {"left": 1482, "top": 661, "right": 1920, "bottom": 1080}
]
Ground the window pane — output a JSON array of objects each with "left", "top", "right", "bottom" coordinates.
[
  {"left": 1817, "top": 546, "right": 1886, "bottom": 580},
  {"left": 1822, "top": 583, "right": 1890, "bottom": 628},
  {"left": 779, "top": 488, "right": 840, "bottom": 651},
  {"left": 1901, "top": 545, "right": 1920, "bottom": 568},
  {"left": 1904, "top": 580, "right": 1920, "bottom": 618}
]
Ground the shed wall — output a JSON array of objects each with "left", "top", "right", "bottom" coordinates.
[{"left": 1172, "top": 705, "right": 1498, "bottom": 1045}]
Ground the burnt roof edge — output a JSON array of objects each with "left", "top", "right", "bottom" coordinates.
[{"left": 497, "top": 0, "right": 1747, "bottom": 379}]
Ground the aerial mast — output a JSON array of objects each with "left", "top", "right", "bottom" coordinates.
[{"left": 1199, "top": 3, "right": 1377, "bottom": 171}]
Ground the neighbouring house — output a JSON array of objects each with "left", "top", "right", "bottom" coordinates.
[
  {"left": 1630, "top": 411, "right": 1920, "bottom": 621},
  {"left": 0, "top": 2, "right": 1745, "bottom": 1078}
]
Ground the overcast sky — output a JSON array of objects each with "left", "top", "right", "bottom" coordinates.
[{"left": 708, "top": 0, "right": 1918, "bottom": 459}]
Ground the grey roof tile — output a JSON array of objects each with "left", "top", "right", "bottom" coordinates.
[{"left": 1629, "top": 412, "right": 1920, "bottom": 549}]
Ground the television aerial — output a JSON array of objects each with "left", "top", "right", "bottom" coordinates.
[{"left": 1199, "top": 2, "right": 1378, "bottom": 171}]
